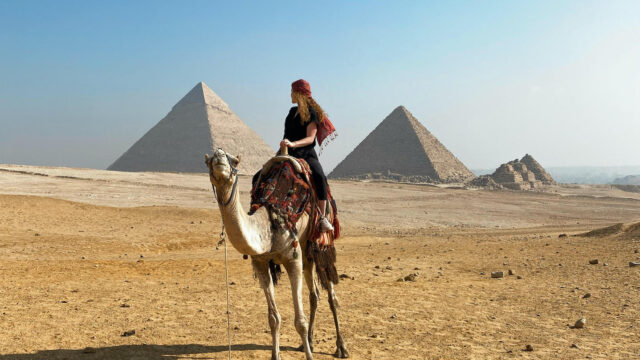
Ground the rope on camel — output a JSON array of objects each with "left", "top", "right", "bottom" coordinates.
[
  {"left": 212, "top": 183, "right": 233, "bottom": 360},
  {"left": 220, "top": 220, "right": 232, "bottom": 360}
]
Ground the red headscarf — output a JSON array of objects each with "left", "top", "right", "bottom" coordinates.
[
  {"left": 291, "top": 79, "right": 337, "bottom": 154},
  {"left": 291, "top": 79, "right": 312, "bottom": 97}
]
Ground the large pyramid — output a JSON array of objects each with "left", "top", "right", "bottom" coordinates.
[
  {"left": 108, "top": 82, "right": 274, "bottom": 174},
  {"left": 329, "top": 106, "right": 474, "bottom": 183}
]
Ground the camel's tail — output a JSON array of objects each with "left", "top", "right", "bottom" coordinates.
[{"left": 268, "top": 260, "right": 282, "bottom": 285}]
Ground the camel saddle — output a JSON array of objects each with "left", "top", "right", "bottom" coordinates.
[{"left": 250, "top": 153, "right": 340, "bottom": 288}]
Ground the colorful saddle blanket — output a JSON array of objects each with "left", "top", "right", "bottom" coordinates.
[
  {"left": 249, "top": 159, "right": 311, "bottom": 228},
  {"left": 249, "top": 157, "right": 340, "bottom": 288}
]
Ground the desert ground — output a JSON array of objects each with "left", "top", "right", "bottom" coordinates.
[{"left": 1, "top": 164, "right": 639, "bottom": 359}]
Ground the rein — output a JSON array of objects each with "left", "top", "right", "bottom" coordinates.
[
  {"left": 214, "top": 173, "right": 238, "bottom": 207},
  {"left": 208, "top": 152, "right": 239, "bottom": 360}
]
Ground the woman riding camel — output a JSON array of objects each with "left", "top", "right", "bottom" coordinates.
[{"left": 280, "top": 79, "right": 336, "bottom": 233}]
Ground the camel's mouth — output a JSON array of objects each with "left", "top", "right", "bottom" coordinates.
[
  {"left": 207, "top": 157, "right": 232, "bottom": 183},
  {"left": 212, "top": 158, "right": 229, "bottom": 169},
  {"left": 205, "top": 149, "right": 238, "bottom": 179},
  {"left": 208, "top": 153, "right": 228, "bottom": 167}
]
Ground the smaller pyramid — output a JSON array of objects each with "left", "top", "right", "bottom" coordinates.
[
  {"left": 473, "top": 154, "right": 555, "bottom": 190},
  {"left": 108, "top": 82, "right": 273, "bottom": 174},
  {"left": 329, "top": 106, "right": 474, "bottom": 183},
  {"left": 520, "top": 154, "right": 556, "bottom": 185}
]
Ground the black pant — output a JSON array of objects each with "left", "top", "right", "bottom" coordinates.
[
  {"left": 305, "top": 155, "right": 328, "bottom": 200},
  {"left": 252, "top": 151, "right": 328, "bottom": 201}
]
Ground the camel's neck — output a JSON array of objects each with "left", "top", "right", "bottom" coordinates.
[{"left": 216, "top": 178, "right": 271, "bottom": 256}]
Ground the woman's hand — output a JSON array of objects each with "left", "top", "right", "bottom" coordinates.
[{"left": 280, "top": 139, "right": 295, "bottom": 148}]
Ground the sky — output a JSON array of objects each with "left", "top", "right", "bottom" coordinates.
[{"left": 1, "top": 0, "right": 639, "bottom": 172}]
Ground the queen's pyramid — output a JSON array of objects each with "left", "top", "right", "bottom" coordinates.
[
  {"left": 329, "top": 106, "right": 474, "bottom": 183},
  {"left": 108, "top": 82, "right": 273, "bottom": 174}
]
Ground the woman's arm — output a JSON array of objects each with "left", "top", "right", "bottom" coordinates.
[{"left": 281, "top": 122, "right": 317, "bottom": 148}]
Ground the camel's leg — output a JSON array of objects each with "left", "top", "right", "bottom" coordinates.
[
  {"left": 299, "top": 262, "right": 319, "bottom": 352},
  {"left": 327, "top": 281, "right": 349, "bottom": 358},
  {"left": 284, "top": 260, "right": 313, "bottom": 360},
  {"left": 255, "top": 261, "right": 281, "bottom": 360}
]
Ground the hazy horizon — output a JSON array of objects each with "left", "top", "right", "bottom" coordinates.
[{"left": 1, "top": 1, "right": 639, "bottom": 173}]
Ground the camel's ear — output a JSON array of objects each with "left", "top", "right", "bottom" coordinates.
[
  {"left": 227, "top": 154, "right": 241, "bottom": 168},
  {"left": 204, "top": 154, "right": 210, "bottom": 165}
]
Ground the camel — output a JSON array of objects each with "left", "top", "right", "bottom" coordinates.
[{"left": 205, "top": 148, "right": 349, "bottom": 360}]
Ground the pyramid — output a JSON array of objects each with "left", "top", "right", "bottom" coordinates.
[
  {"left": 520, "top": 154, "right": 556, "bottom": 185},
  {"left": 108, "top": 82, "right": 274, "bottom": 174},
  {"left": 329, "top": 106, "right": 474, "bottom": 183},
  {"left": 474, "top": 154, "right": 555, "bottom": 190}
]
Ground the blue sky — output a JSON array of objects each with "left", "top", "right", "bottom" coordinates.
[{"left": 1, "top": 1, "right": 639, "bottom": 171}]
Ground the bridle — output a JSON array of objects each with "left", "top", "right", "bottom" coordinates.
[{"left": 209, "top": 151, "right": 239, "bottom": 207}]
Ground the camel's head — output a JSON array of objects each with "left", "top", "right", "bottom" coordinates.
[{"left": 205, "top": 148, "right": 241, "bottom": 187}]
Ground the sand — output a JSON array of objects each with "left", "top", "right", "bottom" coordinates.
[{"left": 1, "top": 164, "right": 639, "bottom": 359}]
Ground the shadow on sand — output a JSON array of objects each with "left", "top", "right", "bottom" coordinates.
[{"left": 2, "top": 343, "right": 303, "bottom": 360}]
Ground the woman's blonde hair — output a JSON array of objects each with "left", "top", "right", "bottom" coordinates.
[{"left": 292, "top": 91, "right": 325, "bottom": 125}]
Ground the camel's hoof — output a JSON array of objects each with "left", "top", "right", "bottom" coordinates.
[
  {"left": 297, "top": 344, "right": 314, "bottom": 352},
  {"left": 334, "top": 345, "right": 349, "bottom": 358}
]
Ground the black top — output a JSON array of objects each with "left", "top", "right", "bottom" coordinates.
[{"left": 283, "top": 105, "right": 319, "bottom": 159}]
